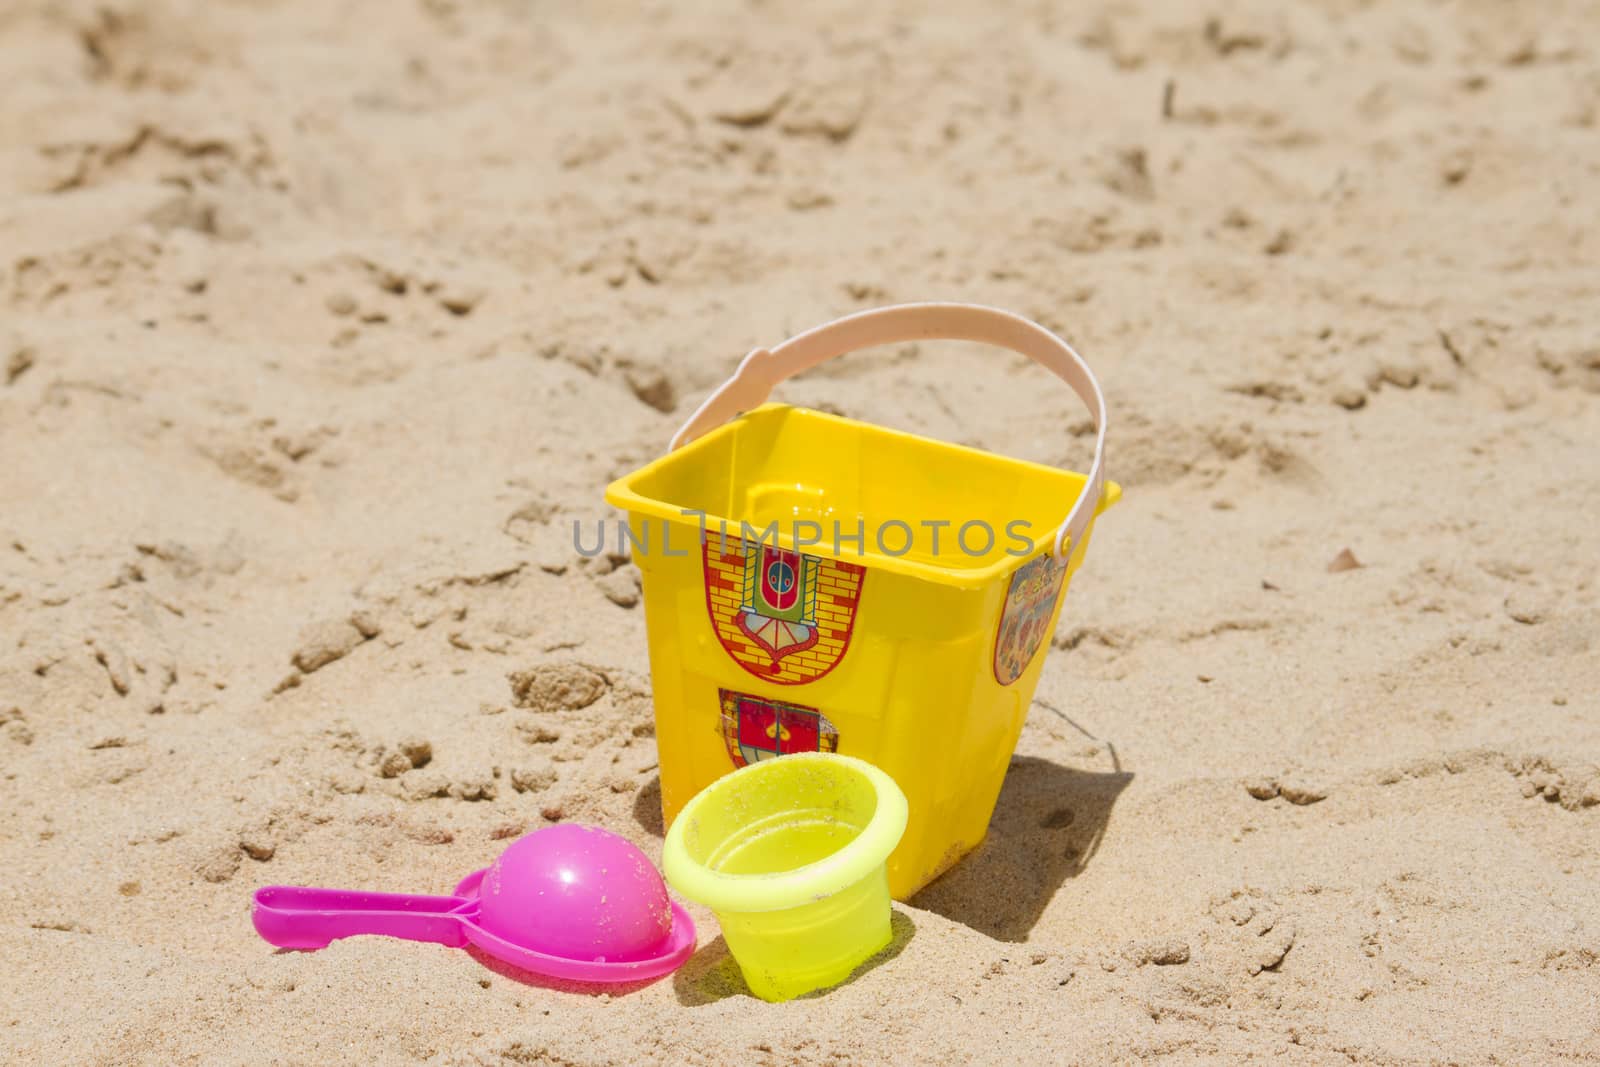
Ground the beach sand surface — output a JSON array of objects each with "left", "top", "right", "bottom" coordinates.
[{"left": 2, "top": 1, "right": 1598, "bottom": 1063}]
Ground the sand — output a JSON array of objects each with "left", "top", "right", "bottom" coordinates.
[{"left": 3, "top": 0, "right": 1599, "bottom": 1063}]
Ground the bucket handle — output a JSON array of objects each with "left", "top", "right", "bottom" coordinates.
[{"left": 669, "top": 303, "right": 1108, "bottom": 564}]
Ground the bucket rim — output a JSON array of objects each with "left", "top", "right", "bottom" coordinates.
[
  {"left": 604, "top": 403, "right": 1121, "bottom": 589},
  {"left": 661, "top": 752, "right": 909, "bottom": 915}
]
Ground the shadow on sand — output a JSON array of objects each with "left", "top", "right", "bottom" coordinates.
[
  {"left": 632, "top": 773, "right": 665, "bottom": 838},
  {"left": 671, "top": 909, "right": 918, "bottom": 1007},
  {"left": 633, "top": 751, "right": 1130, "bottom": 945},
  {"left": 909, "top": 755, "right": 1131, "bottom": 942}
]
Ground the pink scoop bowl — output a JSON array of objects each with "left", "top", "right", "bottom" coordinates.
[{"left": 252, "top": 824, "right": 695, "bottom": 984}]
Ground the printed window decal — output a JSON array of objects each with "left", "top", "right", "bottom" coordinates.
[{"left": 702, "top": 536, "right": 864, "bottom": 685}]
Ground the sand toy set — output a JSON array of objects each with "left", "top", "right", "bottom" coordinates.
[
  {"left": 607, "top": 302, "right": 1115, "bottom": 900},
  {"left": 254, "top": 302, "right": 1114, "bottom": 1001}
]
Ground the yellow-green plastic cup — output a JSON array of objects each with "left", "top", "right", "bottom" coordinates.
[{"left": 662, "top": 752, "right": 909, "bottom": 1002}]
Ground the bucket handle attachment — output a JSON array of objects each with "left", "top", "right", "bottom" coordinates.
[{"left": 670, "top": 303, "right": 1108, "bottom": 564}]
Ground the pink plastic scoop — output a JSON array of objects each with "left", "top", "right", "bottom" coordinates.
[{"left": 251, "top": 824, "right": 695, "bottom": 983}]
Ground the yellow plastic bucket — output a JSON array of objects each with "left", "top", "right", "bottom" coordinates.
[
  {"left": 606, "top": 303, "right": 1117, "bottom": 899},
  {"left": 662, "top": 752, "right": 908, "bottom": 1001}
]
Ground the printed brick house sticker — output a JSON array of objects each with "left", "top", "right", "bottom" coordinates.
[{"left": 702, "top": 536, "right": 865, "bottom": 684}]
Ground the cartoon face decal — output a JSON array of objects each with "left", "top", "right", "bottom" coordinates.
[
  {"left": 993, "top": 553, "right": 1068, "bottom": 685},
  {"left": 718, "top": 689, "right": 840, "bottom": 768},
  {"left": 702, "top": 536, "right": 864, "bottom": 685}
]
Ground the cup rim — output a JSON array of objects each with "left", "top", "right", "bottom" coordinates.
[{"left": 662, "top": 753, "right": 909, "bottom": 915}]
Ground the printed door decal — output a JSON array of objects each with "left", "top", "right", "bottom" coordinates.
[
  {"left": 993, "top": 553, "right": 1068, "bottom": 685},
  {"left": 702, "top": 536, "right": 864, "bottom": 685},
  {"left": 719, "top": 689, "right": 840, "bottom": 769}
]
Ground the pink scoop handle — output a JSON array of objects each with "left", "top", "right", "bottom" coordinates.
[{"left": 252, "top": 886, "right": 472, "bottom": 951}]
